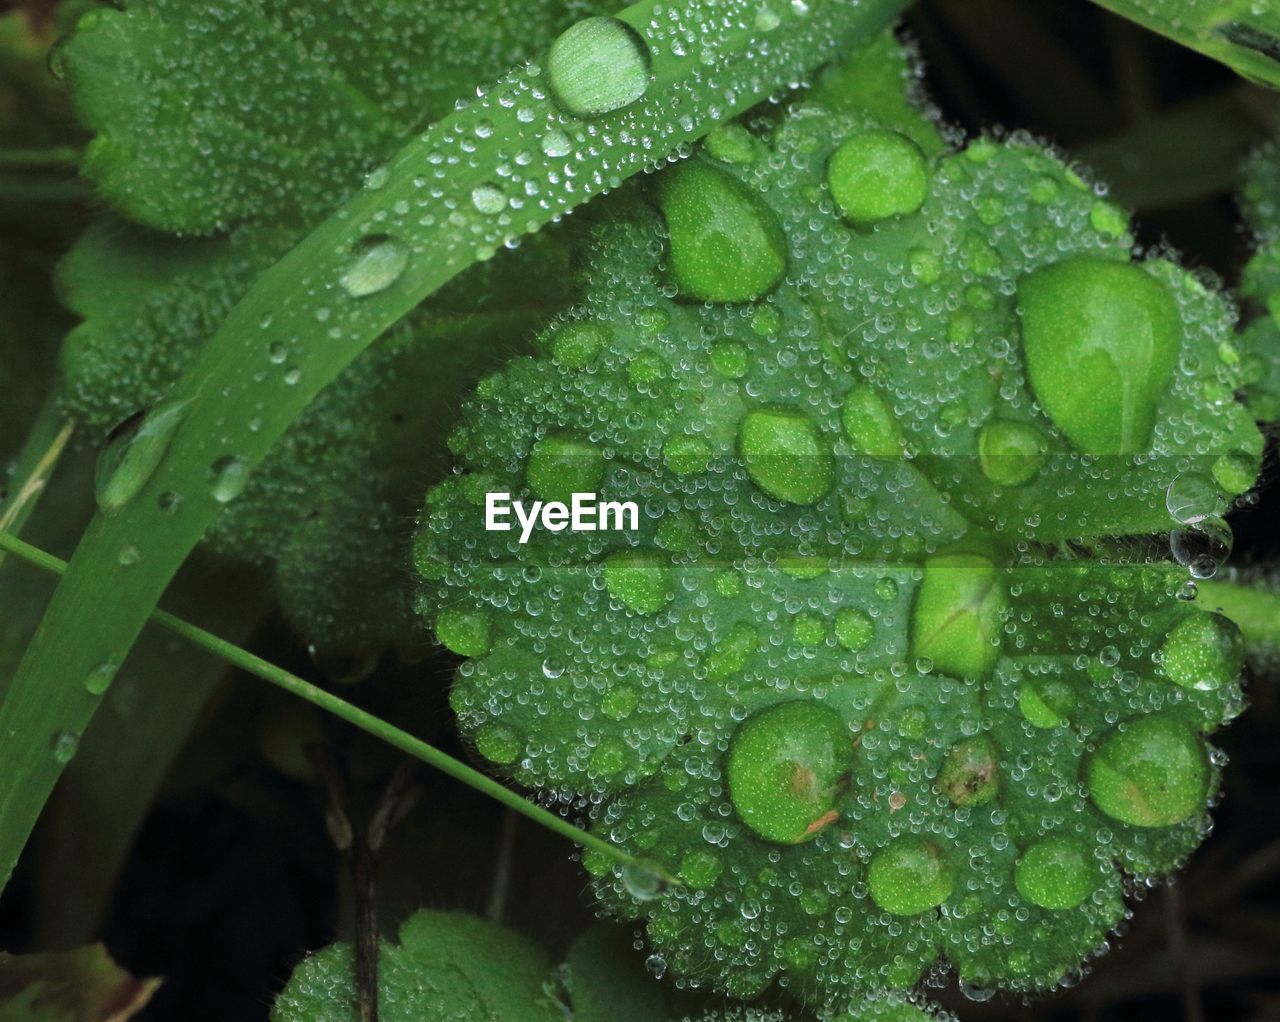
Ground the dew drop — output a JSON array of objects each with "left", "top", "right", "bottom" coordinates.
[
  {"left": 1170, "top": 515, "right": 1232, "bottom": 578},
  {"left": 540, "top": 129, "right": 573, "bottom": 158},
  {"left": 1165, "top": 472, "right": 1222, "bottom": 525},
  {"left": 94, "top": 401, "right": 189, "bottom": 515},
  {"left": 339, "top": 234, "right": 409, "bottom": 298},
  {"left": 84, "top": 660, "right": 118, "bottom": 696},
  {"left": 755, "top": 6, "right": 782, "bottom": 31},
  {"left": 471, "top": 182, "right": 507, "bottom": 215},
  {"left": 209, "top": 455, "right": 250, "bottom": 504},
  {"left": 546, "top": 17, "right": 651, "bottom": 118},
  {"left": 157, "top": 490, "right": 183, "bottom": 515},
  {"left": 50, "top": 729, "right": 79, "bottom": 764},
  {"left": 739, "top": 407, "right": 833, "bottom": 504},
  {"left": 621, "top": 860, "right": 668, "bottom": 901}
]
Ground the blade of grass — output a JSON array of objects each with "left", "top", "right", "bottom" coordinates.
[
  {"left": 29, "top": 556, "right": 272, "bottom": 946},
  {"left": 1086, "top": 0, "right": 1280, "bottom": 89},
  {"left": 0, "top": 145, "right": 82, "bottom": 169},
  {"left": 0, "top": 386, "right": 73, "bottom": 542},
  {"left": 0, "top": 530, "right": 653, "bottom": 875},
  {"left": 0, "top": 0, "right": 909, "bottom": 892}
]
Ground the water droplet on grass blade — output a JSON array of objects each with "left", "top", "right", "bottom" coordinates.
[
  {"left": 84, "top": 661, "right": 118, "bottom": 696},
  {"left": 50, "top": 730, "right": 79, "bottom": 764},
  {"left": 339, "top": 235, "right": 409, "bottom": 297},
  {"left": 540, "top": 129, "right": 572, "bottom": 158},
  {"left": 546, "top": 17, "right": 651, "bottom": 118},
  {"left": 94, "top": 401, "right": 189, "bottom": 515},
  {"left": 209, "top": 455, "right": 250, "bottom": 504},
  {"left": 471, "top": 183, "right": 507, "bottom": 214}
]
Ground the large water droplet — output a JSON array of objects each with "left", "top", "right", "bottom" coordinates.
[
  {"left": 827, "top": 130, "right": 930, "bottom": 227},
  {"left": 84, "top": 660, "right": 118, "bottom": 696},
  {"left": 339, "top": 234, "right": 409, "bottom": 297},
  {"left": 1170, "top": 515, "right": 1232, "bottom": 578},
  {"left": 540, "top": 129, "right": 572, "bottom": 158},
  {"left": 621, "top": 860, "right": 668, "bottom": 901},
  {"left": 1165, "top": 471, "right": 1222, "bottom": 525},
  {"left": 94, "top": 401, "right": 189, "bottom": 515},
  {"left": 546, "top": 17, "right": 651, "bottom": 118},
  {"left": 727, "top": 701, "right": 848, "bottom": 844},
  {"left": 471, "top": 183, "right": 507, "bottom": 215},
  {"left": 209, "top": 455, "right": 250, "bottom": 504},
  {"left": 738, "top": 407, "right": 833, "bottom": 504},
  {"left": 50, "top": 729, "right": 79, "bottom": 764}
]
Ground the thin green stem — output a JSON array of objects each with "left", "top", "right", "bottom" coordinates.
[
  {"left": 0, "top": 529, "right": 642, "bottom": 872},
  {"left": 0, "top": 387, "right": 74, "bottom": 541},
  {"left": 0, "top": 146, "right": 82, "bottom": 169},
  {"left": 1196, "top": 578, "right": 1280, "bottom": 651},
  {"left": 0, "top": 177, "right": 88, "bottom": 202},
  {"left": 1086, "top": 0, "right": 1280, "bottom": 89}
]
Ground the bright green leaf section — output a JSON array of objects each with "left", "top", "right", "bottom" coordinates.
[{"left": 270, "top": 910, "right": 562, "bottom": 1022}]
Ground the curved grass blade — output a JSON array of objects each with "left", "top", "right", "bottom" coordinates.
[
  {"left": 1087, "top": 0, "right": 1280, "bottom": 89},
  {"left": 0, "top": 0, "right": 909, "bottom": 890}
]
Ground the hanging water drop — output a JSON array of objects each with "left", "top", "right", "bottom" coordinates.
[
  {"left": 621, "top": 860, "right": 669, "bottom": 901},
  {"left": 1165, "top": 471, "right": 1222, "bottom": 525},
  {"left": 1170, "top": 515, "right": 1232, "bottom": 578},
  {"left": 339, "top": 234, "right": 410, "bottom": 298}
]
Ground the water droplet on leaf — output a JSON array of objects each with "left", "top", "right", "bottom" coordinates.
[{"left": 339, "top": 234, "right": 410, "bottom": 297}]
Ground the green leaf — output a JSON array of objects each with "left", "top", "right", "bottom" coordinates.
[
  {"left": 1085, "top": 0, "right": 1280, "bottom": 89},
  {"left": 270, "top": 910, "right": 562, "bottom": 1022},
  {"left": 0, "top": 945, "right": 160, "bottom": 1022},
  {"left": 418, "top": 39, "right": 1258, "bottom": 1006}
]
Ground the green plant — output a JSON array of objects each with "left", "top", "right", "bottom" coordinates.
[
  {"left": 414, "top": 49, "right": 1263, "bottom": 1003},
  {"left": 3, "top": 1, "right": 1280, "bottom": 1019}
]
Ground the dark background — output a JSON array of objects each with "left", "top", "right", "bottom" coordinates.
[{"left": 0, "top": 1, "right": 1278, "bottom": 1020}]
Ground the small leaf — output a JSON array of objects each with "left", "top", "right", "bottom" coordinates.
[
  {"left": 271, "top": 910, "right": 561, "bottom": 1022},
  {"left": 0, "top": 945, "right": 160, "bottom": 1022}
]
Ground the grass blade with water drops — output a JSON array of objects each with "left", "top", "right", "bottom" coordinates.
[{"left": 1087, "top": 0, "right": 1280, "bottom": 89}]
